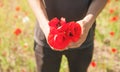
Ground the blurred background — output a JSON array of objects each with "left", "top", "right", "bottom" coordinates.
[{"left": 0, "top": 0, "right": 120, "bottom": 72}]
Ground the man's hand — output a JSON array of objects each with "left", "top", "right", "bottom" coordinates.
[
  {"left": 63, "top": 0, "right": 107, "bottom": 49},
  {"left": 68, "top": 19, "right": 92, "bottom": 48}
]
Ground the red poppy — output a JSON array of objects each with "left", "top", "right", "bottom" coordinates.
[
  {"left": 49, "top": 17, "right": 60, "bottom": 28},
  {"left": 48, "top": 33, "right": 70, "bottom": 50},
  {"left": 14, "top": 28, "right": 22, "bottom": 36},
  {"left": 107, "top": 0, "right": 111, "bottom": 4},
  {"left": 15, "top": 6, "right": 20, "bottom": 12},
  {"left": 109, "top": 31, "right": 115, "bottom": 37},
  {"left": 111, "top": 48, "right": 117, "bottom": 53},
  {"left": 109, "top": 8, "right": 114, "bottom": 14},
  {"left": 90, "top": 61, "right": 97, "bottom": 67},
  {"left": 110, "top": 16, "right": 119, "bottom": 22},
  {"left": 24, "top": 11, "right": 28, "bottom": 16},
  {"left": 48, "top": 17, "right": 81, "bottom": 50},
  {"left": 67, "top": 21, "right": 82, "bottom": 42}
]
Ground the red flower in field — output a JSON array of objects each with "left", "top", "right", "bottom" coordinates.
[
  {"left": 14, "top": 28, "right": 22, "bottom": 36},
  {"left": 48, "top": 18, "right": 70, "bottom": 50},
  {"left": 107, "top": 0, "right": 111, "bottom": 4},
  {"left": 90, "top": 61, "right": 97, "bottom": 67},
  {"left": 109, "top": 8, "right": 114, "bottom": 14},
  {"left": 15, "top": 6, "right": 21, "bottom": 12},
  {"left": 111, "top": 48, "right": 117, "bottom": 53},
  {"left": 109, "top": 31, "right": 115, "bottom": 37},
  {"left": 110, "top": 16, "right": 119, "bottom": 22}
]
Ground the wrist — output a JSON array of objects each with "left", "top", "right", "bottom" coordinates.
[
  {"left": 77, "top": 14, "right": 95, "bottom": 30},
  {"left": 38, "top": 19, "right": 50, "bottom": 35},
  {"left": 83, "top": 14, "right": 95, "bottom": 23},
  {"left": 83, "top": 14, "right": 96, "bottom": 28}
]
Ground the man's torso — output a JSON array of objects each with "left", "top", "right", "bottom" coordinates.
[{"left": 34, "top": 0, "right": 95, "bottom": 49}]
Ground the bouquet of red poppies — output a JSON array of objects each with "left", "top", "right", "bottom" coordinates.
[{"left": 48, "top": 17, "right": 82, "bottom": 50}]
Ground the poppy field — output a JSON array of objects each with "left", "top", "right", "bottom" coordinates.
[{"left": 0, "top": 0, "right": 120, "bottom": 72}]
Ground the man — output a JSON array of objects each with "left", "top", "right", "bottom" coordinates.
[{"left": 28, "top": 0, "right": 107, "bottom": 72}]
